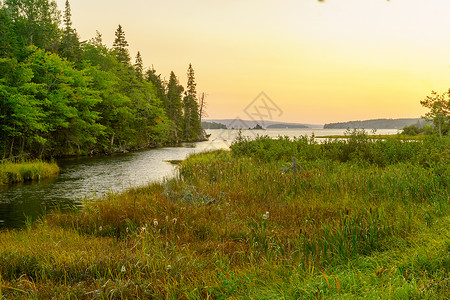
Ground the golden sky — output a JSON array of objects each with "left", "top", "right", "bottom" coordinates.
[{"left": 58, "top": 0, "right": 450, "bottom": 124}]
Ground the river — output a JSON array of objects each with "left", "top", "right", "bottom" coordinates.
[{"left": 0, "top": 128, "right": 399, "bottom": 228}]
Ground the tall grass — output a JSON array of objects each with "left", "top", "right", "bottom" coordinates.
[
  {"left": 0, "top": 160, "right": 59, "bottom": 185},
  {"left": 0, "top": 135, "right": 448, "bottom": 298}
]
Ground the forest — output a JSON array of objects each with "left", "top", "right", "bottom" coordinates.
[{"left": 0, "top": 0, "right": 205, "bottom": 159}]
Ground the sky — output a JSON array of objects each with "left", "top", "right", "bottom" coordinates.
[{"left": 56, "top": 0, "right": 449, "bottom": 124}]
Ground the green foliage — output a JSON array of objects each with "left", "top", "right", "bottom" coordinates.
[
  {"left": 0, "top": 1, "right": 205, "bottom": 158},
  {"left": 420, "top": 90, "right": 450, "bottom": 137},
  {"left": 230, "top": 129, "right": 447, "bottom": 168},
  {"left": 0, "top": 159, "right": 59, "bottom": 184}
]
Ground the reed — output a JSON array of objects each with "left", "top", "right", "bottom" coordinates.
[{"left": 0, "top": 160, "right": 59, "bottom": 185}]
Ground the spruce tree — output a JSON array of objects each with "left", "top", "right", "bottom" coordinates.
[
  {"left": 112, "top": 24, "right": 130, "bottom": 64},
  {"left": 183, "top": 64, "right": 202, "bottom": 140},
  {"left": 134, "top": 51, "right": 143, "bottom": 76},
  {"left": 59, "top": 0, "right": 81, "bottom": 63},
  {"left": 166, "top": 71, "right": 184, "bottom": 142}
]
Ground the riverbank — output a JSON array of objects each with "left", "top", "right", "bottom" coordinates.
[
  {"left": 0, "top": 134, "right": 448, "bottom": 298},
  {"left": 0, "top": 160, "right": 59, "bottom": 185}
]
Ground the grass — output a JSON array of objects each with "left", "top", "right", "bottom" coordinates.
[
  {"left": 0, "top": 133, "right": 448, "bottom": 299},
  {"left": 0, "top": 160, "right": 59, "bottom": 185}
]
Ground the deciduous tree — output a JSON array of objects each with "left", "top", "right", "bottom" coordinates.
[{"left": 420, "top": 90, "right": 450, "bottom": 137}]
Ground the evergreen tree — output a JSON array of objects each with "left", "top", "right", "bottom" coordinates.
[
  {"left": 112, "top": 24, "right": 130, "bottom": 64},
  {"left": 183, "top": 64, "right": 202, "bottom": 141},
  {"left": 59, "top": 0, "right": 81, "bottom": 63},
  {"left": 166, "top": 71, "right": 184, "bottom": 142},
  {"left": 4, "top": 0, "right": 60, "bottom": 52},
  {"left": 134, "top": 51, "right": 143, "bottom": 77},
  {"left": 0, "top": 7, "right": 17, "bottom": 58}
]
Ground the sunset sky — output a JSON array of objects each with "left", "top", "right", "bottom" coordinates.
[{"left": 57, "top": 0, "right": 449, "bottom": 124}]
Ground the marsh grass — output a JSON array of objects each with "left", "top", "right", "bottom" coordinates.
[
  {"left": 0, "top": 135, "right": 448, "bottom": 298},
  {"left": 0, "top": 160, "right": 59, "bottom": 185}
]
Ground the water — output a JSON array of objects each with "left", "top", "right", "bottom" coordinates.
[{"left": 0, "top": 128, "right": 399, "bottom": 228}]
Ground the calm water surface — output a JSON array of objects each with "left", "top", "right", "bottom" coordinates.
[{"left": 0, "top": 128, "right": 398, "bottom": 228}]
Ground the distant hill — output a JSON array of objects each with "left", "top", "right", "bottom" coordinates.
[
  {"left": 204, "top": 119, "right": 322, "bottom": 129},
  {"left": 324, "top": 118, "right": 426, "bottom": 129}
]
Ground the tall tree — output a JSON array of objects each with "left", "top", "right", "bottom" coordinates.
[
  {"left": 183, "top": 64, "right": 202, "bottom": 140},
  {"left": 166, "top": 71, "right": 184, "bottom": 142},
  {"left": 59, "top": 0, "right": 81, "bottom": 63},
  {"left": 134, "top": 51, "right": 143, "bottom": 77},
  {"left": 112, "top": 24, "right": 130, "bottom": 64},
  {"left": 0, "top": 8, "right": 17, "bottom": 58},
  {"left": 198, "top": 92, "right": 207, "bottom": 121}
]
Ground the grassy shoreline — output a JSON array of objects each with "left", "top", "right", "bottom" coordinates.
[
  {"left": 0, "top": 134, "right": 448, "bottom": 298},
  {"left": 0, "top": 160, "right": 59, "bottom": 185}
]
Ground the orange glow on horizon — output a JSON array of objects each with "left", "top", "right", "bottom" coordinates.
[{"left": 57, "top": 0, "right": 449, "bottom": 124}]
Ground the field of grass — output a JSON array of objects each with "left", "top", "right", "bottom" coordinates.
[
  {"left": 0, "top": 160, "right": 59, "bottom": 185},
  {"left": 0, "top": 133, "right": 448, "bottom": 299}
]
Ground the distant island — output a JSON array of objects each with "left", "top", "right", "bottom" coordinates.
[
  {"left": 201, "top": 121, "right": 227, "bottom": 129},
  {"left": 324, "top": 118, "right": 426, "bottom": 129}
]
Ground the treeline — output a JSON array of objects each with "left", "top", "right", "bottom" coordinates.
[
  {"left": 324, "top": 118, "right": 426, "bottom": 129},
  {"left": 201, "top": 122, "right": 227, "bottom": 129},
  {"left": 0, "top": 0, "right": 205, "bottom": 158}
]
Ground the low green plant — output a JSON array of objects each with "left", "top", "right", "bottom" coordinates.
[{"left": 0, "top": 160, "right": 59, "bottom": 185}]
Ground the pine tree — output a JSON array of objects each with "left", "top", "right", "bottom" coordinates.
[
  {"left": 59, "top": 0, "right": 81, "bottom": 63},
  {"left": 183, "top": 64, "right": 202, "bottom": 140},
  {"left": 63, "top": 0, "right": 72, "bottom": 31},
  {"left": 0, "top": 8, "right": 17, "bottom": 58},
  {"left": 112, "top": 24, "right": 130, "bottom": 64},
  {"left": 166, "top": 71, "right": 184, "bottom": 142},
  {"left": 134, "top": 51, "right": 143, "bottom": 76}
]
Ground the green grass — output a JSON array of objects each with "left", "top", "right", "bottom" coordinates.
[
  {"left": 0, "top": 160, "right": 59, "bottom": 185},
  {"left": 0, "top": 135, "right": 448, "bottom": 299}
]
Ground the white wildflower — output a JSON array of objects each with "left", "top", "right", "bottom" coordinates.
[
  {"left": 139, "top": 226, "right": 147, "bottom": 235},
  {"left": 99, "top": 226, "right": 103, "bottom": 232},
  {"left": 262, "top": 211, "right": 269, "bottom": 220},
  {"left": 121, "top": 265, "right": 126, "bottom": 273},
  {"left": 153, "top": 219, "right": 159, "bottom": 227},
  {"left": 172, "top": 218, "right": 178, "bottom": 225}
]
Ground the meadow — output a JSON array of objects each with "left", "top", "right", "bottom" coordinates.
[
  {"left": 0, "top": 160, "right": 59, "bottom": 185},
  {"left": 0, "top": 132, "right": 448, "bottom": 299}
]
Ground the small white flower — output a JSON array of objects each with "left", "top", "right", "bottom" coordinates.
[
  {"left": 262, "top": 211, "right": 269, "bottom": 220},
  {"left": 126, "top": 227, "right": 129, "bottom": 233},
  {"left": 99, "top": 226, "right": 103, "bottom": 232},
  {"left": 166, "top": 264, "right": 172, "bottom": 271},
  {"left": 165, "top": 215, "right": 169, "bottom": 222},
  {"left": 140, "top": 226, "right": 147, "bottom": 234},
  {"left": 153, "top": 219, "right": 159, "bottom": 227},
  {"left": 121, "top": 265, "right": 126, "bottom": 273},
  {"left": 172, "top": 218, "right": 178, "bottom": 225}
]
